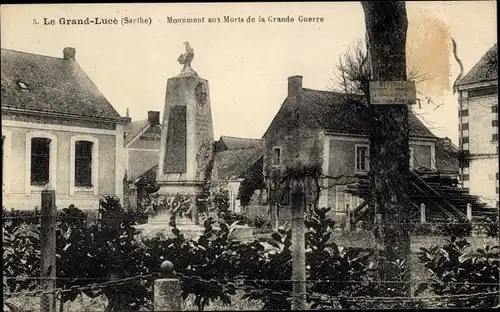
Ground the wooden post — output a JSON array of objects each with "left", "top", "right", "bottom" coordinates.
[
  {"left": 345, "top": 204, "right": 351, "bottom": 232},
  {"left": 291, "top": 180, "right": 306, "bottom": 310},
  {"left": 466, "top": 203, "right": 472, "bottom": 221},
  {"left": 154, "top": 278, "right": 182, "bottom": 311},
  {"left": 420, "top": 203, "right": 426, "bottom": 224},
  {"left": 40, "top": 189, "right": 56, "bottom": 312}
]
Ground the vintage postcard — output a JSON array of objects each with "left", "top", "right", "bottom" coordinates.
[{"left": 2, "top": 2, "right": 498, "bottom": 311}]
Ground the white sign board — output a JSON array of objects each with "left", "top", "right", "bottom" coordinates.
[{"left": 369, "top": 81, "right": 416, "bottom": 105}]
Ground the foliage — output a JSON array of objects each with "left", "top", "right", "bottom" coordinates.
[
  {"left": 436, "top": 217, "right": 472, "bottom": 237},
  {"left": 3, "top": 219, "right": 41, "bottom": 294},
  {"left": 475, "top": 214, "right": 499, "bottom": 238},
  {"left": 136, "top": 180, "right": 160, "bottom": 212},
  {"left": 417, "top": 236, "right": 499, "bottom": 308},
  {"left": 410, "top": 218, "right": 473, "bottom": 237},
  {"left": 237, "top": 159, "right": 265, "bottom": 206},
  {"left": 144, "top": 217, "right": 263, "bottom": 311},
  {"left": 4, "top": 194, "right": 498, "bottom": 311},
  {"left": 56, "top": 197, "right": 154, "bottom": 312}
]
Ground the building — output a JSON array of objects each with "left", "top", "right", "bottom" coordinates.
[
  {"left": 124, "top": 110, "right": 162, "bottom": 182},
  {"left": 1, "top": 47, "right": 128, "bottom": 210},
  {"left": 434, "top": 137, "right": 460, "bottom": 179},
  {"left": 263, "top": 75, "right": 439, "bottom": 218},
  {"left": 211, "top": 136, "right": 264, "bottom": 213},
  {"left": 456, "top": 43, "right": 498, "bottom": 208}
]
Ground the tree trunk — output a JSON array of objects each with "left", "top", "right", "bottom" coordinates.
[{"left": 361, "top": 1, "right": 412, "bottom": 296}]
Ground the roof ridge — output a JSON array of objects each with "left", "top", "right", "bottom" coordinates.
[
  {"left": 302, "top": 88, "right": 360, "bottom": 97},
  {"left": 1, "top": 48, "right": 65, "bottom": 61},
  {"left": 220, "top": 135, "right": 263, "bottom": 140}
]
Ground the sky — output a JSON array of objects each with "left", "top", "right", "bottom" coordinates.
[{"left": 1, "top": 2, "right": 497, "bottom": 144}]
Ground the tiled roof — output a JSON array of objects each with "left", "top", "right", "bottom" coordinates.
[
  {"left": 1, "top": 48, "right": 122, "bottom": 121},
  {"left": 213, "top": 147, "right": 263, "bottom": 180},
  {"left": 435, "top": 137, "right": 460, "bottom": 174},
  {"left": 217, "top": 136, "right": 263, "bottom": 151},
  {"left": 301, "top": 88, "right": 436, "bottom": 137},
  {"left": 457, "top": 43, "right": 498, "bottom": 86},
  {"left": 135, "top": 137, "right": 263, "bottom": 183},
  {"left": 134, "top": 164, "right": 158, "bottom": 184}
]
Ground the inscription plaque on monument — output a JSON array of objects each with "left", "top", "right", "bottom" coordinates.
[{"left": 164, "top": 106, "right": 187, "bottom": 173}]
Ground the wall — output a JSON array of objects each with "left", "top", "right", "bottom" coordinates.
[
  {"left": 458, "top": 87, "right": 498, "bottom": 202},
  {"left": 467, "top": 94, "right": 497, "bottom": 155},
  {"left": 2, "top": 122, "right": 118, "bottom": 210},
  {"left": 262, "top": 97, "right": 323, "bottom": 184},
  {"left": 324, "top": 134, "right": 436, "bottom": 217},
  {"left": 469, "top": 154, "right": 498, "bottom": 207},
  {"left": 227, "top": 180, "right": 243, "bottom": 213}
]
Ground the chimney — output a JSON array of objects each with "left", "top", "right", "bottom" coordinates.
[
  {"left": 443, "top": 137, "right": 451, "bottom": 151},
  {"left": 63, "top": 47, "right": 76, "bottom": 60},
  {"left": 126, "top": 108, "right": 130, "bottom": 118},
  {"left": 148, "top": 111, "right": 160, "bottom": 125},
  {"left": 288, "top": 75, "right": 303, "bottom": 97}
]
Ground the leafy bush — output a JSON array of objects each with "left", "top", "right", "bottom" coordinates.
[
  {"left": 410, "top": 218, "right": 473, "bottom": 237},
  {"left": 474, "top": 214, "right": 499, "bottom": 238},
  {"left": 436, "top": 217, "right": 472, "bottom": 237},
  {"left": 417, "top": 236, "right": 499, "bottom": 308},
  {"left": 3, "top": 218, "right": 41, "bottom": 294},
  {"left": 410, "top": 223, "right": 435, "bottom": 236},
  {"left": 248, "top": 215, "right": 268, "bottom": 229}
]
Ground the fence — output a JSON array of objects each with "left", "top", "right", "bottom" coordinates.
[
  {"left": 3, "top": 190, "right": 499, "bottom": 311},
  {"left": 4, "top": 262, "right": 500, "bottom": 311}
]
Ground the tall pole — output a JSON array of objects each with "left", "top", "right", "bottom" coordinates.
[
  {"left": 291, "top": 178, "right": 306, "bottom": 310},
  {"left": 361, "top": 1, "right": 412, "bottom": 296},
  {"left": 41, "top": 188, "right": 57, "bottom": 312}
]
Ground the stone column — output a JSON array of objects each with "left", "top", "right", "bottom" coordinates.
[{"left": 155, "top": 65, "right": 214, "bottom": 227}]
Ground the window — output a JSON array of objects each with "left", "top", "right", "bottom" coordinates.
[
  {"left": 75, "top": 141, "right": 93, "bottom": 187},
  {"left": 462, "top": 174, "right": 470, "bottom": 181},
  {"left": 70, "top": 135, "right": 98, "bottom": 196},
  {"left": 462, "top": 123, "right": 469, "bottom": 130},
  {"left": 493, "top": 133, "right": 498, "bottom": 142},
  {"left": 17, "top": 81, "right": 28, "bottom": 90},
  {"left": 493, "top": 105, "right": 498, "bottom": 113},
  {"left": 459, "top": 109, "right": 469, "bottom": 117},
  {"left": 272, "top": 147, "right": 281, "bottom": 166},
  {"left": 461, "top": 159, "right": 469, "bottom": 168},
  {"left": 25, "top": 132, "right": 57, "bottom": 193},
  {"left": 462, "top": 136, "right": 469, "bottom": 144},
  {"left": 355, "top": 145, "right": 369, "bottom": 172},
  {"left": 31, "top": 138, "right": 51, "bottom": 185},
  {"left": 493, "top": 120, "right": 498, "bottom": 127}
]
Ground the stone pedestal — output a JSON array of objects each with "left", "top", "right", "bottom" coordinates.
[{"left": 155, "top": 71, "right": 214, "bottom": 225}]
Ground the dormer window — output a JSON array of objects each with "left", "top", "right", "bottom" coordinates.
[{"left": 17, "top": 81, "right": 28, "bottom": 90}]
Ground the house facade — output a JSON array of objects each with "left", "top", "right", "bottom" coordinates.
[
  {"left": 1, "top": 47, "right": 128, "bottom": 210},
  {"left": 263, "top": 76, "right": 439, "bottom": 218},
  {"left": 211, "top": 136, "right": 264, "bottom": 213},
  {"left": 123, "top": 110, "right": 162, "bottom": 183},
  {"left": 456, "top": 43, "right": 498, "bottom": 208}
]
